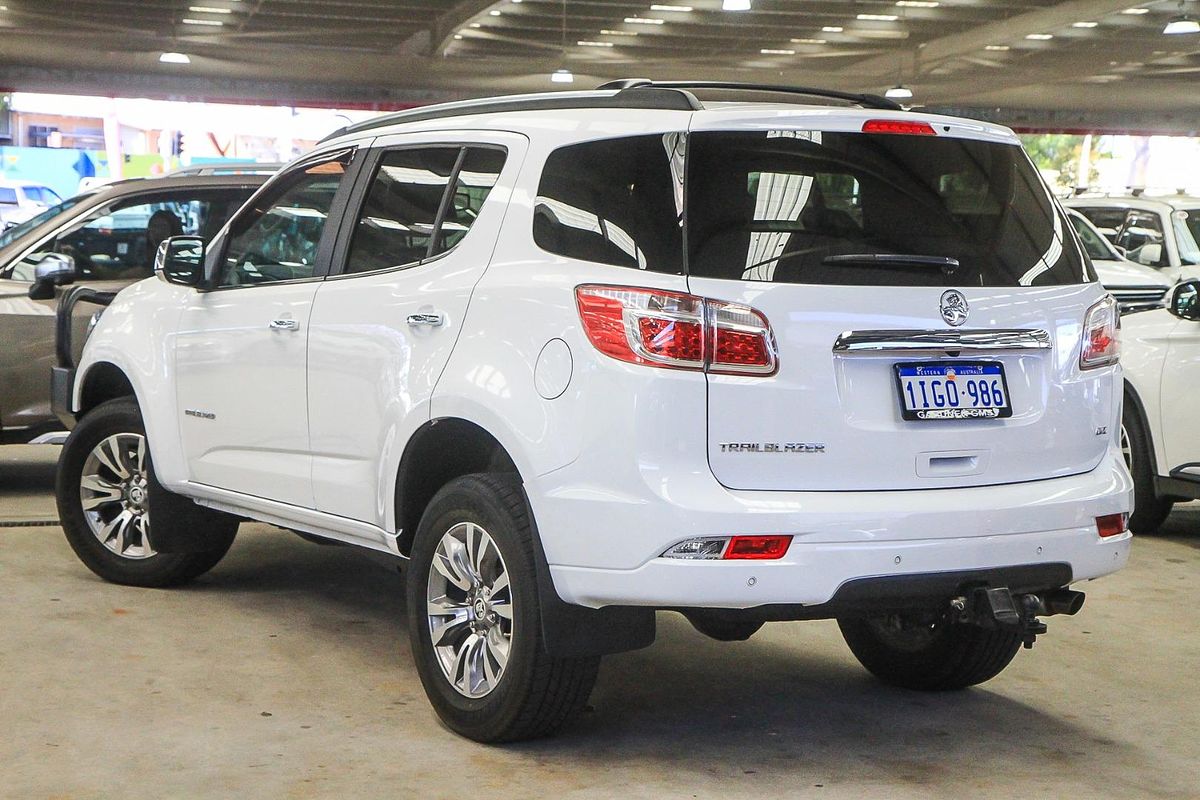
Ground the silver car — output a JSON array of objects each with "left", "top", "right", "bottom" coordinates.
[{"left": 0, "top": 174, "right": 266, "bottom": 443}]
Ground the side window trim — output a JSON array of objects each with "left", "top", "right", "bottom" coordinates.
[
  {"left": 206, "top": 146, "right": 364, "bottom": 291},
  {"left": 325, "top": 142, "right": 508, "bottom": 280}
]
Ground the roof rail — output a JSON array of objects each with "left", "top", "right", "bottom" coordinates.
[
  {"left": 597, "top": 78, "right": 904, "bottom": 112},
  {"left": 320, "top": 87, "right": 703, "bottom": 143}
]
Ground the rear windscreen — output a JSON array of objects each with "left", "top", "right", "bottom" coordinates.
[{"left": 686, "top": 130, "right": 1094, "bottom": 287}]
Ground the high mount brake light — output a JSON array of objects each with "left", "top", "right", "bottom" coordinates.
[
  {"left": 861, "top": 119, "right": 937, "bottom": 136},
  {"left": 575, "top": 285, "right": 778, "bottom": 376},
  {"left": 1081, "top": 295, "right": 1120, "bottom": 370}
]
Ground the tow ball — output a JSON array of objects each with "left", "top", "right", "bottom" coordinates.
[{"left": 949, "top": 587, "right": 1085, "bottom": 649}]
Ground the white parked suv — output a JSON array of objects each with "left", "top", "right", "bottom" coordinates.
[
  {"left": 1118, "top": 279, "right": 1200, "bottom": 532},
  {"left": 52, "top": 81, "right": 1133, "bottom": 742}
]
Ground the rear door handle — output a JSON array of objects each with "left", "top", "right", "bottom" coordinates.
[
  {"left": 269, "top": 319, "right": 299, "bottom": 331},
  {"left": 406, "top": 312, "right": 445, "bottom": 328}
]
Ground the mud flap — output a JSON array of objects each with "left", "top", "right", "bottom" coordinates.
[{"left": 147, "top": 461, "right": 240, "bottom": 553}]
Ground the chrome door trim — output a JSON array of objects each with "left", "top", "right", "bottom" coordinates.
[{"left": 833, "top": 329, "right": 1053, "bottom": 355}]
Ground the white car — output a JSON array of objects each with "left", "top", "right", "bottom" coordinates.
[
  {"left": 1117, "top": 279, "right": 1200, "bottom": 531},
  {"left": 51, "top": 81, "right": 1132, "bottom": 742},
  {"left": 0, "top": 179, "right": 64, "bottom": 230},
  {"left": 1066, "top": 209, "right": 1173, "bottom": 313},
  {"left": 1064, "top": 194, "right": 1200, "bottom": 283}
]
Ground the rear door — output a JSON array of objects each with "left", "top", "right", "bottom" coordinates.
[
  {"left": 685, "top": 121, "right": 1116, "bottom": 492},
  {"left": 306, "top": 132, "right": 523, "bottom": 528}
]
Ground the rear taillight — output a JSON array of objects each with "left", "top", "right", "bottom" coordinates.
[
  {"left": 1096, "top": 513, "right": 1128, "bottom": 538},
  {"left": 661, "top": 535, "right": 794, "bottom": 560},
  {"left": 576, "top": 285, "right": 777, "bottom": 376},
  {"left": 1080, "top": 295, "right": 1120, "bottom": 370}
]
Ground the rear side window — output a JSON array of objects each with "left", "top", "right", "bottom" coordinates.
[
  {"left": 0, "top": 188, "right": 17, "bottom": 204},
  {"left": 534, "top": 134, "right": 684, "bottom": 274},
  {"left": 687, "top": 130, "right": 1093, "bottom": 287},
  {"left": 343, "top": 146, "right": 505, "bottom": 275}
]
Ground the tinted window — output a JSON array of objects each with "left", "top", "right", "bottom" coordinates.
[
  {"left": 687, "top": 131, "right": 1092, "bottom": 287},
  {"left": 1117, "top": 212, "right": 1167, "bottom": 267},
  {"left": 438, "top": 148, "right": 505, "bottom": 256},
  {"left": 222, "top": 157, "right": 348, "bottom": 287},
  {"left": 1072, "top": 207, "right": 1128, "bottom": 240},
  {"left": 7, "top": 188, "right": 256, "bottom": 283},
  {"left": 1172, "top": 211, "right": 1200, "bottom": 265},
  {"left": 534, "top": 134, "right": 684, "bottom": 274},
  {"left": 344, "top": 148, "right": 457, "bottom": 275},
  {"left": 0, "top": 188, "right": 17, "bottom": 204}
]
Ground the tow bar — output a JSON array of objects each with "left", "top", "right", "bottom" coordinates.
[{"left": 949, "top": 587, "right": 1085, "bottom": 649}]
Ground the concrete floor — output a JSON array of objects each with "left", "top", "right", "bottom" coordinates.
[{"left": 2, "top": 445, "right": 1198, "bottom": 800}]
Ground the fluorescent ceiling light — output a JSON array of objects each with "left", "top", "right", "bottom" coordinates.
[
  {"left": 650, "top": 4, "right": 693, "bottom": 11},
  {"left": 1122, "top": 7, "right": 1149, "bottom": 13},
  {"left": 470, "top": 22, "right": 481, "bottom": 27},
  {"left": 884, "top": 85, "right": 914, "bottom": 99},
  {"left": 181, "top": 17, "right": 223, "bottom": 25},
  {"left": 551, "top": 68, "right": 574, "bottom": 83},
  {"left": 857, "top": 13, "right": 899, "bottom": 21},
  {"left": 1072, "top": 21, "right": 1099, "bottom": 27},
  {"left": 790, "top": 38, "right": 827, "bottom": 44},
  {"left": 896, "top": 1, "right": 939, "bottom": 6},
  {"left": 1025, "top": 33, "right": 1054, "bottom": 40},
  {"left": 760, "top": 48, "right": 795, "bottom": 54},
  {"left": 984, "top": 44, "right": 1010, "bottom": 50},
  {"left": 722, "top": 0, "right": 752, "bottom": 10},
  {"left": 1164, "top": 16, "right": 1200, "bottom": 33},
  {"left": 159, "top": 52, "right": 191, "bottom": 63},
  {"left": 489, "top": 9, "right": 501, "bottom": 15},
  {"left": 188, "top": 5, "right": 231, "bottom": 12},
  {"left": 578, "top": 40, "right": 614, "bottom": 46},
  {"left": 624, "top": 17, "right": 664, "bottom": 24},
  {"left": 600, "top": 29, "right": 637, "bottom": 35},
  {"left": 822, "top": 26, "right": 843, "bottom": 32}
]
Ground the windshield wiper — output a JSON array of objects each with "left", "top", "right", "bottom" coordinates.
[{"left": 823, "top": 253, "right": 961, "bottom": 275}]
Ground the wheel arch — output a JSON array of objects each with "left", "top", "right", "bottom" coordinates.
[
  {"left": 393, "top": 417, "right": 520, "bottom": 558},
  {"left": 76, "top": 361, "right": 136, "bottom": 416},
  {"left": 1122, "top": 379, "right": 1161, "bottom": 476}
]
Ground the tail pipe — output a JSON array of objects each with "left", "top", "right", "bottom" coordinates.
[{"left": 1038, "top": 588, "right": 1086, "bottom": 617}]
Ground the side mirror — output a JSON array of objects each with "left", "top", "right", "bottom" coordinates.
[
  {"left": 1135, "top": 243, "right": 1163, "bottom": 267},
  {"left": 1170, "top": 280, "right": 1200, "bottom": 321},
  {"left": 27, "top": 253, "right": 76, "bottom": 300},
  {"left": 155, "top": 235, "right": 205, "bottom": 287}
]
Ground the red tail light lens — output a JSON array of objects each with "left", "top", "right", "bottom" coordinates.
[
  {"left": 724, "top": 535, "right": 793, "bottom": 560},
  {"left": 1096, "top": 513, "right": 1128, "bottom": 538},
  {"left": 862, "top": 119, "right": 937, "bottom": 136},
  {"left": 1081, "top": 295, "right": 1120, "bottom": 370},
  {"left": 576, "top": 285, "right": 777, "bottom": 375}
]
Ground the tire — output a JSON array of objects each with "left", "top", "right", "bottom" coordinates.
[
  {"left": 838, "top": 614, "right": 1022, "bottom": 690},
  {"left": 406, "top": 473, "right": 599, "bottom": 743},
  {"left": 56, "top": 397, "right": 237, "bottom": 587},
  {"left": 1122, "top": 398, "right": 1173, "bottom": 533}
]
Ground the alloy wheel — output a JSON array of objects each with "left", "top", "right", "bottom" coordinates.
[
  {"left": 426, "top": 521, "right": 514, "bottom": 698},
  {"left": 79, "top": 432, "right": 154, "bottom": 559}
]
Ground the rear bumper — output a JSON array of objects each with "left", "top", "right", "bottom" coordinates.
[{"left": 535, "top": 446, "right": 1133, "bottom": 609}]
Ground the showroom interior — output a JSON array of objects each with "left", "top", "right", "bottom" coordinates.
[{"left": 1, "top": 0, "right": 1198, "bottom": 796}]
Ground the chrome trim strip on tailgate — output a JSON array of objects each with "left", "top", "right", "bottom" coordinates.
[{"left": 833, "top": 329, "right": 1053, "bottom": 355}]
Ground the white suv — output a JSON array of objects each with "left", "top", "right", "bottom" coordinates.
[{"left": 51, "top": 81, "right": 1133, "bottom": 742}]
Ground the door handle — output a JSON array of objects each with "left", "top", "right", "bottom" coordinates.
[
  {"left": 406, "top": 312, "right": 445, "bottom": 328},
  {"left": 269, "top": 319, "right": 299, "bottom": 331}
]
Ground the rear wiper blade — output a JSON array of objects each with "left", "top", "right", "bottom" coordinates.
[{"left": 823, "top": 253, "right": 961, "bottom": 274}]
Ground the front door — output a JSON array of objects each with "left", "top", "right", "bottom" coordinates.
[
  {"left": 175, "top": 150, "right": 357, "bottom": 506},
  {"left": 306, "top": 134, "right": 521, "bottom": 527}
]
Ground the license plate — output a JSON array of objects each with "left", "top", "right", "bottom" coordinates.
[{"left": 894, "top": 362, "right": 1012, "bottom": 421}]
